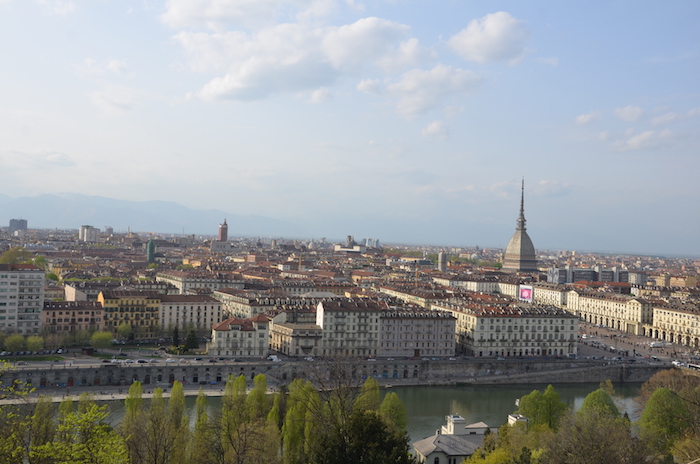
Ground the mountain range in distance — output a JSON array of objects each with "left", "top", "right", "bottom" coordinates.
[{"left": 0, "top": 193, "right": 309, "bottom": 239}]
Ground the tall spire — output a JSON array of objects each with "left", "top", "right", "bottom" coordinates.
[{"left": 516, "top": 178, "right": 526, "bottom": 231}]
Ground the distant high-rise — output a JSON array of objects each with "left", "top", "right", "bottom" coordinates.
[
  {"left": 502, "top": 180, "right": 538, "bottom": 272},
  {"left": 9, "top": 219, "right": 27, "bottom": 235},
  {"left": 79, "top": 225, "right": 100, "bottom": 243},
  {"left": 146, "top": 238, "right": 156, "bottom": 263},
  {"left": 218, "top": 219, "right": 228, "bottom": 242},
  {"left": 437, "top": 251, "right": 448, "bottom": 272}
]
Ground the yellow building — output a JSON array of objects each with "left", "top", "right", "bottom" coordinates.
[{"left": 97, "top": 290, "right": 161, "bottom": 339}]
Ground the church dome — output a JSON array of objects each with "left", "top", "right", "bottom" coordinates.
[{"left": 502, "top": 180, "right": 538, "bottom": 272}]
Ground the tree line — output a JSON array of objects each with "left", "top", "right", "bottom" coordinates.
[
  {"left": 0, "top": 364, "right": 415, "bottom": 464},
  {"left": 464, "top": 370, "right": 700, "bottom": 464}
]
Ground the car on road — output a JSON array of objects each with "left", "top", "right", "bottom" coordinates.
[
  {"left": 137, "top": 359, "right": 148, "bottom": 364},
  {"left": 165, "top": 359, "right": 175, "bottom": 363}
]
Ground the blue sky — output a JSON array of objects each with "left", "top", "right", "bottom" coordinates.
[{"left": 0, "top": 1, "right": 698, "bottom": 255}]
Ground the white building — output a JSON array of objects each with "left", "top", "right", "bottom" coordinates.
[
  {"left": 159, "top": 294, "right": 223, "bottom": 331},
  {"left": 0, "top": 264, "right": 46, "bottom": 334},
  {"left": 208, "top": 315, "right": 270, "bottom": 357},
  {"left": 78, "top": 225, "right": 100, "bottom": 243},
  {"left": 413, "top": 415, "right": 488, "bottom": 464},
  {"left": 315, "top": 299, "right": 385, "bottom": 358}
]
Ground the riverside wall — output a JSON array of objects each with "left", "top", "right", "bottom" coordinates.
[{"left": 2, "top": 358, "right": 670, "bottom": 391}]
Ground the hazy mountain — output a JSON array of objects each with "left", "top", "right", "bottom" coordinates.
[{"left": 0, "top": 193, "right": 309, "bottom": 238}]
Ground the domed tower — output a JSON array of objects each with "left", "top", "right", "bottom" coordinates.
[{"left": 502, "top": 180, "right": 538, "bottom": 272}]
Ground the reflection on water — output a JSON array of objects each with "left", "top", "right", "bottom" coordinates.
[
  {"left": 97, "top": 382, "right": 642, "bottom": 446},
  {"left": 388, "top": 383, "right": 641, "bottom": 444}
]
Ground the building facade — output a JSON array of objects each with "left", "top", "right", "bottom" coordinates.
[
  {"left": 43, "top": 301, "right": 104, "bottom": 334},
  {"left": 98, "top": 290, "right": 161, "bottom": 339},
  {"left": 208, "top": 315, "right": 270, "bottom": 357},
  {"left": 0, "top": 264, "right": 45, "bottom": 334},
  {"left": 159, "top": 294, "right": 223, "bottom": 331}
]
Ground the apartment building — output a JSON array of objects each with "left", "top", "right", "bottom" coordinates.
[
  {"left": 566, "top": 290, "right": 652, "bottom": 335},
  {"left": 315, "top": 299, "right": 386, "bottom": 357},
  {"left": 156, "top": 270, "right": 244, "bottom": 294},
  {"left": 648, "top": 302, "right": 700, "bottom": 348},
  {"left": 432, "top": 298, "right": 578, "bottom": 357},
  {"left": 0, "top": 264, "right": 45, "bottom": 334},
  {"left": 208, "top": 315, "right": 270, "bottom": 357},
  {"left": 97, "top": 290, "right": 161, "bottom": 338},
  {"left": 43, "top": 301, "right": 104, "bottom": 333},
  {"left": 159, "top": 294, "right": 222, "bottom": 331},
  {"left": 379, "top": 308, "right": 456, "bottom": 358}
]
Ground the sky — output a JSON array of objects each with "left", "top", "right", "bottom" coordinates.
[{"left": 0, "top": 0, "right": 698, "bottom": 256}]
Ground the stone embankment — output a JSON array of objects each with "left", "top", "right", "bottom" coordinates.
[{"left": 2, "top": 358, "right": 670, "bottom": 396}]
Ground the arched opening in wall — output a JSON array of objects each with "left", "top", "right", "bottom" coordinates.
[
  {"left": 67, "top": 377, "right": 74, "bottom": 387},
  {"left": 413, "top": 370, "right": 418, "bottom": 378},
  {"left": 93, "top": 378, "right": 100, "bottom": 386},
  {"left": 393, "top": 370, "right": 398, "bottom": 378},
  {"left": 132, "top": 374, "right": 139, "bottom": 383},
  {"left": 403, "top": 370, "right": 408, "bottom": 378},
  {"left": 216, "top": 374, "right": 222, "bottom": 382},
  {"left": 168, "top": 374, "right": 175, "bottom": 384},
  {"left": 144, "top": 375, "right": 151, "bottom": 385},
  {"left": 193, "top": 374, "right": 199, "bottom": 383},
  {"left": 382, "top": 370, "right": 388, "bottom": 379},
  {"left": 81, "top": 377, "right": 87, "bottom": 386},
  {"left": 40, "top": 378, "right": 47, "bottom": 388}
]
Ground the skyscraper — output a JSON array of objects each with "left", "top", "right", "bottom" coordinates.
[
  {"left": 502, "top": 180, "right": 538, "bottom": 272},
  {"left": 218, "top": 219, "right": 228, "bottom": 242},
  {"left": 9, "top": 219, "right": 27, "bottom": 235}
]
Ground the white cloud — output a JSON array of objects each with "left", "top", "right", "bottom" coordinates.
[
  {"left": 613, "top": 129, "right": 674, "bottom": 151},
  {"left": 89, "top": 86, "right": 139, "bottom": 113},
  {"left": 74, "top": 58, "right": 128, "bottom": 77},
  {"left": 356, "top": 78, "right": 382, "bottom": 94},
  {"left": 179, "top": 17, "right": 428, "bottom": 101},
  {"left": 376, "top": 38, "right": 436, "bottom": 73},
  {"left": 308, "top": 87, "right": 331, "bottom": 103},
  {"left": 321, "top": 17, "right": 411, "bottom": 70},
  {"left": 574, "top": 112, "right": 599, "bottom": 125},
  {"left": 650, "top": 112, "right": 677, "bottom": 126},
  {"left": 386, "top": 64, "right": 482, "bottom": 117},
  {"left": 162, "top": 0, "right": 333, "bottom": 30},
  {"left": 448, "top": 11, "right": 529, "bottom": 64},
  {"left": 533, "top": 180, "right": 571, "bottom": 197},
  {"left": 614, "top": 105, "right": 644, "bottom": 122},
  {"left": 45, "top": 152, "right": 75, "bottom": 166},
  {"left": 38, "top": 0, "right": 76, "bottom": 16},
  {"left": 688, "top": 107, "right": 700, "bottom": 117},
  {"left": 421, "top": 120, "right": 448, "bottom": 139},
  {"left": 536, "top": 57, "right": 559, "bottom": 67}
]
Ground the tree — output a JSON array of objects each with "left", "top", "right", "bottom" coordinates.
[
  {"left": 314, "top": 410, "right": 415, "bottom": 464},
  {"left": 578, "top": 388, "right": 619, "bottom": 418},
  {"left": 540, "top": 407, "right": 646, "bottom": 464},
  {"left": 189, "top": 389, "right": 213, "bottom": 464},
  {"left": 517, "top": 385, "right": 568, "bottom": 430},
  {"left": 91, "top": 331, "right": 113, "bottom": 350},
  {"left": 4, "top": 334, "right": 25, "bottom": 352},
  {"left": 379, "top": 392, "right": 408, "bottom": 432},
  {"left": 46, "top": 273, "right": 59, "bottom": 282},
  {"left": 0, "top": 247, "right": 32, "bottom": 264},
  {"left": 117, "top": 323, "right": 132, "bottom": 340},
  {"left": 26, "top": 336, "right": 44, "bottom": 352},
  {"left": 638, "top": 387, "right": 691, "bottom": 456},
  {"left": 31, "top": 402, "right": 129, "bottom": 464},
  {"left": 172, "top": 327, "right": 179, "bottom": 348},
  {"left": 354, "top": 377, "right": 381, "bottom": 413},
  {"left": 32, "top": 256, "right": 47, "bottom": 270},
  {"left": 184, "top": 330, "right": 198, "bottom": 352}
]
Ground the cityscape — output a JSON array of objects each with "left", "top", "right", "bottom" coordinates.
[{"left": 1, "top": 1, "right": 699, "bottom": 463}]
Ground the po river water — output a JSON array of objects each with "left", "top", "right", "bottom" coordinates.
[{"left": 98, "top": 382, "right": 641, "bottom": 446}]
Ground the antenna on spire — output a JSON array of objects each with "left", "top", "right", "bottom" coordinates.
[{"left": 517, "top": 178, "right": 526, "bottom": 230}]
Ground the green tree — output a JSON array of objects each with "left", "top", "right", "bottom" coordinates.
[
  {"left": 26, "top": 336, "right": 44, "bottom": 352},
  {"left": 354, "top": 377, "right": 381, "bottom": 413},
  {"left": 189, "top": 389, "right": 213, "bottom": 464},
  {"left": 32, "top": 256, "right": 47, "bottom": 270},
  {"left": 379, "top": 392, "right": 408, "bottom": 432},
  {"left": 31, "top": 402, "right": 128, "bottom": 464},
  {"left": 517, "top": 385, "right": 568, "bottom": 430},
  {"left": 0, "top": 247, "right": 32, "bottom": 264},
  {"left": 117, "top": 323, "right": 132, "bottom": 340},
  {"left": 172, "top": 327, "right": 179, "bottom": 348},
  {"left": 90, "top": 331, "right": 113, "bottom": 349},
  {"left": 46, "top": 273, "right": 59, "bottom": 282},
  {"left": 5, "top": 334, "right": 25, "bottom": 352},
  {"left": 314, "top": 410, "right": 415, "bottom": 464},
  {"left": 184, "top": 330, "right": 198, "bottom": 352},
  {"left": 540, "top": 407, "right": 646, "bottom": 464},
  {"left": 638, "top": 387, "right": 691, "bottom": 456},
  {"left": 578, "top": 388, "right": 620, "bottom": 418}
]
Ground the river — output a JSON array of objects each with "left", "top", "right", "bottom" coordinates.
[{"left": 96, "top": 382, "right": 641, "bottom": 446}]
